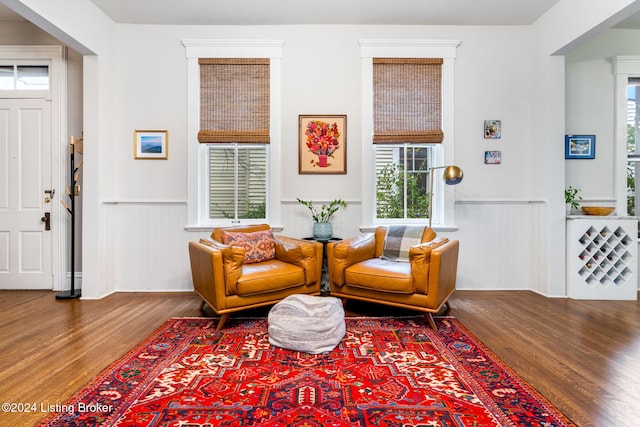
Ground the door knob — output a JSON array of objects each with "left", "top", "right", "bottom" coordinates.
[{"left": 41, "top": 212, "right": 51, "bottom": 231}]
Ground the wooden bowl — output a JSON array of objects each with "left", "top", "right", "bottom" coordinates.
[{"left": 581, "top": 206, "right": 615, "bottom": 216}]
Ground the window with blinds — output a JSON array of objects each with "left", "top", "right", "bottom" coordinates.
[
  {"left": 199, "top": 58, "right": 269, "bottom": 221},
  {"left": 208, "top": 145, "right": 267, "bottom": 220},
  {"left": 373, "top": 58, "right": 442, "bottom": 220},
  {"left": 373, "top": 58, "right": 443, "bottom": 144},
  {"left": 198, "top": 58, "right": 270, "bottom": 143}
]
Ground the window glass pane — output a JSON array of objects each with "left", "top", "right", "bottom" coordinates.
[
  {"left": 627, "top": 160, "right": 636, "bottom": 216},
  {"left": 376, "top": 146, "right": 403, "bottom": 218},
  {"left": 404, "top": 146, "right": 431, "bottom": 218},
  {"left": 376, "top": 144, "right": 432, "bottom": 219},
  {"left": 208, "top": 145, "right": 267, "bottom": 220},
  {"left": 16, "top": 65, "right": 49, "bottom": 90},
  {"left": 237, "top": 147, "right": 266, "bottom": 219},
  {"left": 209, "top": 147, "right": 236, "bottom": 219},
  {"left": 0, "top": 66, "right": 14, "bottom": 90}
]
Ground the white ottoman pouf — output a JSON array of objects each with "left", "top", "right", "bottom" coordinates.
[{"left": 268, "top": 294, "right": 345, "bottom": 354}]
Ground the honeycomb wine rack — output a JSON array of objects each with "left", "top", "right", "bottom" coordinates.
[{"left": 567, "top": 218, "right": 637, "bottom": 300}]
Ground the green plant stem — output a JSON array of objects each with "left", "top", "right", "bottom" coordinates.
[{"left": 296, "top": 198, "right": 347, "bottom": 222}]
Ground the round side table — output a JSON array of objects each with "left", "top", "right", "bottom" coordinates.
[{"left": 303, "top": 237, "right": 342, "bottom": 294}]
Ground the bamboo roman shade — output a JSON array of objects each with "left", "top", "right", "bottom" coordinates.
[
  {"left": 198, "top": 58, "right": 270, "bottom": 143},
  {"left": 373, "top": 58, "right": 443, "bottom": 144}
]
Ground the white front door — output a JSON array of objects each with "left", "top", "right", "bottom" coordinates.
[{"left": 0, "top": 98, "right": 53, "bottom": 289}]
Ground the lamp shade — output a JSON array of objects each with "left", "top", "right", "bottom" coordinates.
[{"left": 442, "top": 165, "right": 463, "bottom": 185}]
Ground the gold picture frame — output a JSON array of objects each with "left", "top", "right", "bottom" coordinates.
[
  {"left": 298, "top": 115, "right": 346, "bottom": 174},
  {"left": 134, "top": 130, "right": 168, "bottom": 160}
]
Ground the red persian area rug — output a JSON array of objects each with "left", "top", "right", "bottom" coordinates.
[{"left": 37, "top": 317, "right": 575, "bottom": 427}]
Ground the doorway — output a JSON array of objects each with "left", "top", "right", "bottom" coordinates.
[{"left": 0, "top": 46, "right": 65, "bottom": 290}]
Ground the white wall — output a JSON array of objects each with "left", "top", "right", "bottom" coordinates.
[
  {"left": 566, "top": 28, "right": 640, "bottom": 202},
  {"left": 113, "top": 24, "right": 538, "bottom": 202},
  {"left": 104, "top": 24, "right": 541, "bottom": 292},
  {"left": 7, "top": 0, "right": 640, "bottom": 298}
]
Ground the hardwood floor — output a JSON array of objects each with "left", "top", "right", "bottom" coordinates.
[{"left": 0, "top": 290, "right": 638, "bottom": 426}]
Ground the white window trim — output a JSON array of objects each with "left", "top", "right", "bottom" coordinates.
[
  {"left": 0, "top": 46, "right": 56, "bottom": 100},
  {"left": 182, "top": 39, "right": 284, "bottom": 228},
  {"left": 359, "top": 39, "right": 460, "bottom": 229}
]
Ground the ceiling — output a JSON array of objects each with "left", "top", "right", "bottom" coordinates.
[
  {"left": 0, "top": 0, "right": 562, "bottom": 26},
  {"left": 0, "top": 0, "right": 638, "bottom": 28},
  {"left": 84, "top": 0, "right": 565, "bottom": 26}
]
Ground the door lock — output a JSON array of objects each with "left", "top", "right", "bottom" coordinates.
[
  {"left": 41, "top": 212, "right": 51, "bottom": 231},
  {"left": 44, "top": 189, "right": 55, "bottom": 204}
]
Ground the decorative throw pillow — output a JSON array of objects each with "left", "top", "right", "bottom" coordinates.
[
  {"left": 221, "top": 229, "right": 276, "bottom": 264},
  {"left": 381, "top": 225, "right": 425, "bottom": 262}
]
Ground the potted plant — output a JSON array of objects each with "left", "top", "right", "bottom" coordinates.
[
  {"left": 296, "top": 198, "right": 347, "bottom": 240},
  {"left": 565, "top": 186, "right": 582, "bottom": 214}
]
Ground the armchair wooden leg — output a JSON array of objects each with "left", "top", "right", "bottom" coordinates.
[
  {"left": 198, "top": 300, "right": 206, "bottom": 311},
  {"left": 442, "top": 301, "right": 451, "bottom": 315},
  {"left": 425, "top": 313, "right": 437, "bottom": 330},
  {"left": 215, "top": 313, "right": 230, "bottom": 331}
]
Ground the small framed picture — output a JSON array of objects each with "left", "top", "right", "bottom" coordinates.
[
  {"left": 484, "top": 120, "right": 501, "bottom": 139},
  {"left": 134, "top": 130, "right": 168, "bottom": 160},
  {"left": 485, "top": 150, "right": 502, "bottom": 164},
  {"left": 565, "top": 135, "right": 595, "bottom": 159},
  {"left": 299, "top": 114, "right": 347, "bottom": 174}
]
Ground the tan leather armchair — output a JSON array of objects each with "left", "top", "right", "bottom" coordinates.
[
  {"left": 189, "top": 224, "right": 323, "bottom": 330},
  {"left": 327, "top": 226, "right": 459, "bottom": 329}
]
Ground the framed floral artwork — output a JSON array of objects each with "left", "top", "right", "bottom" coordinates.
[
  {"left": 299, "top": 115, "right": 347, "bottom": 174},
  {"left": 134, "top": 130, "right": 168, "bottom": 159}
]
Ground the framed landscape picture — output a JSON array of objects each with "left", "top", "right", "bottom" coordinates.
[
  {"left": 134, "top": 130, "right": 168, "bottom": 160},
  {"left": 299, "top": 115, "right": 347, "bottom": 174},
  {"left": 565, "top": 135, "right": 595, "bottom": 159}
]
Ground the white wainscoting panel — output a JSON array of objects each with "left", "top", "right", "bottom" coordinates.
[
  {"left": 104, "top": 201, "right": 196, "bottom": 292},
  {"left": 449, "top": 200, "right": 548, "bottom": 293},
  {"left": 102, "top": 199, "right": 555, "bottom": 295},
  {"left": 0, "top": 231, "right": 9, "bottom": 272}
]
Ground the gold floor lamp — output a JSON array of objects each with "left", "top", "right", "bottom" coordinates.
[{"left": 428, "top": 165, "right": 463, "bottom": 229}]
